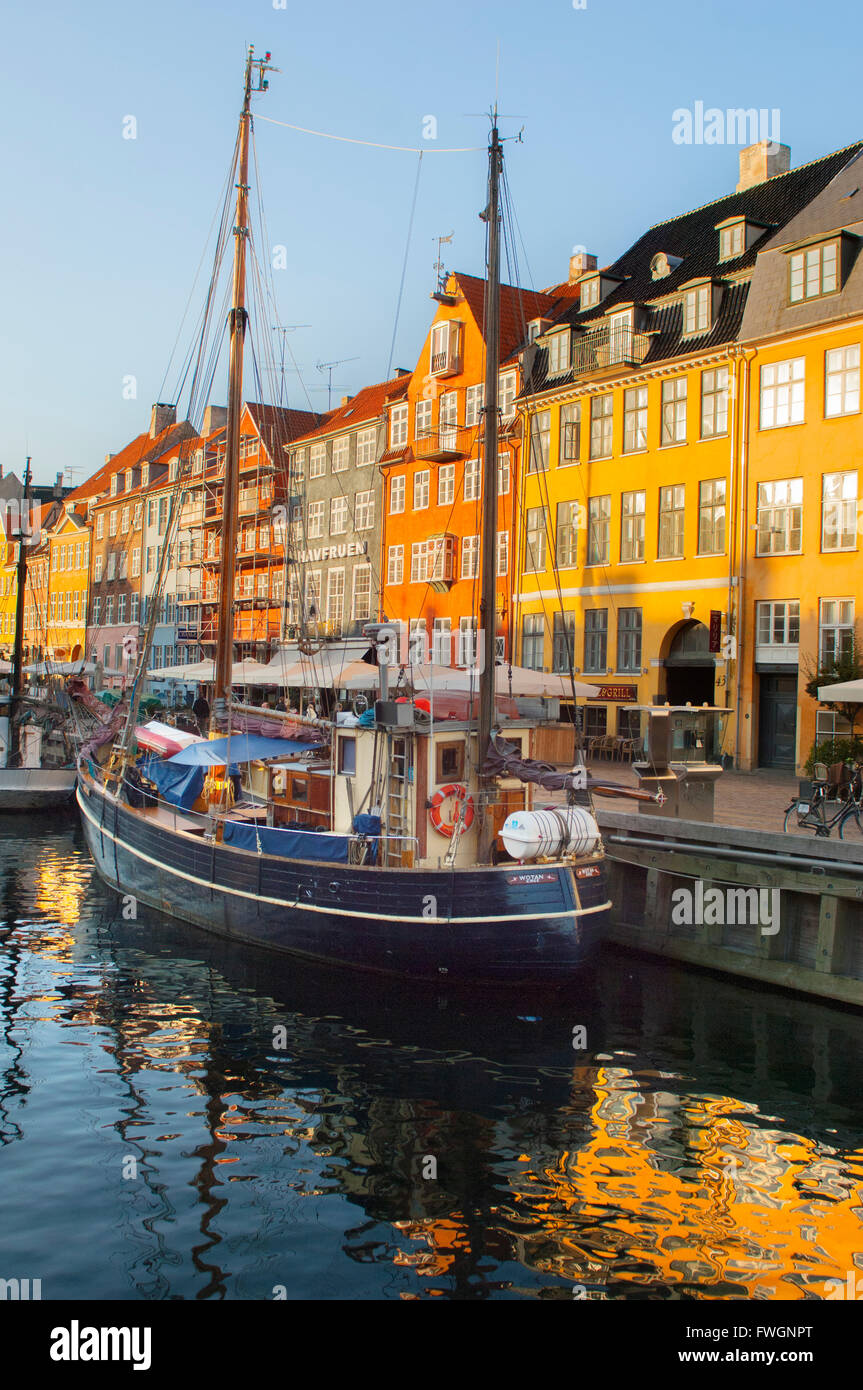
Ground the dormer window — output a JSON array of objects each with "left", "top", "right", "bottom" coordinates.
[
  {"left": 719, "top": 221, "right": 745, "bottom": 261},
  {"left": 546, "top": 330, "right": 571, "bottom": 376},
  {"left": 109, "top": 474, "right": 118, "bottom": 496},
  {"left": 789, "top": 240, "right": 839, "bottom": 302},
  {"left": 580, "top": 276, "right": 600, "bottom": 310},
  {"left": 650, "top": 252, "right": 683, "bottom": 280},
  {"left": 528, "top": 318, "right": 552, "bottom": 343},
  {"left": 430, "top": 320, "right": 463, "bottom": 376},
  {"left": 682, "top": 282, "right": 717, "bottom": 337}
]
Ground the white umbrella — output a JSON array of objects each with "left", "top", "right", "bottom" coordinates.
[
  {"left": 817, "top": 678, "right": 863, "bottom": 702},
  {"left": 407, "top": 663, "right": 600, "bottom": 699},
  {"left": 147, "top": 660, "right": 215, "bottom": 681},
  {"left": 231, "top": 660, "right": 280, "bottom": 686}
]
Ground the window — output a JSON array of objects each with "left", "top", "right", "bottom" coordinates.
[
  {"left": 356, "top": 427, "right": 376, "bottom": 466},
  {"left": 584, "top": 609, "right": 608, "bottom": 673},
  {"left": 157, "top": 497, "right": 168, "bottom": 534},
  {"left": 390, "top": 403, "right": 409, "bottom": 448},
  {"left": 121, "top": 506, "right": 130, "bottom": 534},
  {"left": 683, "top": 285, "right": 711, "bottom": 336},
  {"left": 825, "top": 345, "right": 860, "bottom": 417},
  {"left": 119, "top": 554, "right": 128, "bottom": 580},
  {"left": 822, "top": 472, "right": 857, "bottom": 551},
  {"left": 413, "top": 470, "right": 430, "bottom": 510},
  {"left": 310, "top": 443, "right": 326, "bottom": 478},
  {"left": 96, "top": 514, "right": 104, "bottom": 540},
  {"left": 306, "top": 571, "right": 322, "bottom": 620},
  {"left": 623, "top": 386, "right": 648, "bottom": 453},
  {"left": 147, "top": 499, "right": 156, "bottom": 529},
  {"left": 698, "top": 479, "right": 726, "bottom": 554},
  {"left": 133, "top": 504, "right": 142, "bottom": 530},
  {"left": 589, "top": 395, "right": 613, "bottom": 459},
  {"left": 497, "top": 531, "right": 508, "bottom": 577},
  {"left": 819, "top": 599, "right": 854, "bottom": 666},
  {"left": 415, "top": 399, "right": 433, "bottom": 437},
  {"left": 105, "top": 596, "right": 114, "bottom": 626},
  {"left": 94, "top": 555, "right": 103, "bottom": 582},
  {"left": 330, "top": 496, "right": 348, "bottom": 535},
  {"left": 352, "top": 564, "right": 372, "bottom": 621},
  {"left": 617, "top": 608, "right": 642, "bottom": 673},
  {"left": 432, "top": 617, "right": 451, "bottom": 665},
  {"left": 326, "top": 569, "right": 345, "bottom": 626},
  {"left": 620, "top": 491, "right": 645, "bottom": 562},
  {"left": 387, "top": 545, "right": 404, "bottom": 586},
  {"left": 552, "top": 613, "right": 575, "bottom": 673},
  {"left": 427, "top": 536, "right": 455, "bottom": 583},
  {"left": 463, "top": 458, "right": 481, "bottom": 502},
  {"left": 587, "top": 495, "right": 611, "bottom": 566},
  {"left": 332, "top": 435, "right": 351, "bottom": 472},
  {"left": 658, "top": 485, "right": 685, "bottom": 558},
  {"left": 117, "top": 594, "right": 126, "bottom": 624},
  {"left": 438, "top": 464, "right": 455, "bottom": 505},
  {"left": 661, "top": 377, "right": 687, "bottom": 444},
  {"left": 789, "top": 242, "right": 838, "bottom": 302},
  {"left": 434, "top": 392, "right": 456, "bottom": 452},
  {"left": 431, "top": 320, "right": 459, "bottom": 374},
  {"left": 547, "top": 331, "right": 571, "bottom": 376},
  {"left": 458, "top": 616, "right": 478, "bottom": 667},
  {"left": 355, "top": 490, "right": 374, "bottom": 531},
  {"left": 109, "top": 510, "right": 118, "bottom": 537},
  {"left": 106, "top": 554, "right": 117, "bottom": 580},
  {"left": 461, "top": 534, "right": 480, "bottom": 579},
  {"left": 338, "top": 737, "right": 357, "bottom": 776},
  {"left": 580, "top": 277, "right": 600, "bottom": 310},
  {"left": 756, "top": 478, "right": 803, "bottom": 555},
  {"left": 556, "top": 501, "right": 579, "bottom": 568},
  {"left": 701, "top": 366, "right": 729, "bottom": 438},
  {"left": 756, "top": 600, "right": 800, "bottom": 647},
  {"left": 497, "top": 453, "right": 510, "bottom": 495},
  {"left": 719, "top": 222, "right": 745, "bottom": 260},
  {"left": 390, "top": 475, "right": 405, "bottom": 514},
  {"left": 522, "top": 613, "right": 545, "bottom": 670},
  {"left": 525, "top": 506, "right": 547, "bottom": 572},
  {"left": 242, "top": 573, "right": 254, "bottom": 598},
  {"left": 130, "top": 594, "right": 139, "bottom": 623},
  {"left": 257, "top": 573, "right": 269, "bottom": 599},
  {"left": 761, "top": 359, "right": 805, "bottom": 428},
  {"left": 260, "top": 524, "right": 270, "bottom": 549},
  {"left": 92, "top": 595, "right": 101, "bottom": 626},
  {"left": 560, "top": 403, "right": 581, "bottom": 465},
  {"left": 410, "top": 542, "right": 424, "bottom": 583},
  {"left": 499, "top": 373, "right": 517, "bottom": 419},
  {"left": 465, "top": 384, "right": 483, "bottom": 428},
  {"left": 527, "top": 410, "right": 550, "bottom": 472}
]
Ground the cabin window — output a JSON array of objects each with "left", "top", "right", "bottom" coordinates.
[
  {"left": 436, "top": 741, "right": 465, "bottom": 783},
  {"left": 338, "top": 737, "right": 357, "bottom": 776},
  {"left": 291, "top": 776, "right": 308, "bottom": 802}
]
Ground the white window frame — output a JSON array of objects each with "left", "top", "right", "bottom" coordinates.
[{"left": 760, "top": 358, "right": 805, "bottom": 429}]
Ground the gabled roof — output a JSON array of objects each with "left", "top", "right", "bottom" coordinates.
[
  {"left": 65, "top": 420, "right": 194, "bottom": 508},
  {"left": 245, "top": 402, "right": 325, "bottom": 452},
  {"left": 288, "top": 376, "right": 409, "bottom": 445},
  {"left": 452, "top": 272, "right": 571, "bottom": 362}
]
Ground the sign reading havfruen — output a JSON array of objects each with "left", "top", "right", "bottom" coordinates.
[{"left": 295, "top": 540, "right": 369, "bottom": 564}]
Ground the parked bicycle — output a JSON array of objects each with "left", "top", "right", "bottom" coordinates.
[{"left": 783, "top": 761, "right": 863, "bottom": 839}]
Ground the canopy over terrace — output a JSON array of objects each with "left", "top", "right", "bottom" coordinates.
[
  {"left": 261, "top": 650, "right": 380, "bottom": 690},
  {"left": 146, "top": 659, "right": 279, "bottom": 685},
  {"left": 405, "top": 664, "right": 601, "bottom": 700},
  {"left": 818, "top": 678, "right": 863, "bottom": 702}
]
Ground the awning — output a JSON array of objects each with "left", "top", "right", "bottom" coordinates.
[
  {"left": 166, "top": 734, "right": 323, "bottom": 766},
  {"left": 818, "top": 678, "right": 863, "bottom": 703}
]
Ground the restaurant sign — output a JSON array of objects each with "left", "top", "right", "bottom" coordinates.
[
  {"left": 295, "top": 540, "right": 369, "bottom": 564},
  {"left": 593, "top": 684, "right": 638, "bottom": 702}
]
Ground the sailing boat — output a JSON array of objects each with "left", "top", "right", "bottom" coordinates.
[
  {"left": 74, "top": 48, "right": 645, "bottom": 980},
  {"left": 0, "top": 458, "right": 79, "bottom": 809}
]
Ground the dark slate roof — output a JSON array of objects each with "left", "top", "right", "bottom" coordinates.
[{"left": 566, "top": 141, "right": 863, "bottom": 327}]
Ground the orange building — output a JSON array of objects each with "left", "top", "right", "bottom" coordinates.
[{"left": 380, "top": 271, "right": 574, "bottom": 665}]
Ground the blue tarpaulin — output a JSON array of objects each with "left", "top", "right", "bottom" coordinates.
[
  {"left": 223, "top": 819, "right": 350, "bottom": 862},
  {"left": 165, "top": 735, "right": 320, "bottom": 767},
  {"left": 142, "top": 755, "right": 206, "bottom": 811}
]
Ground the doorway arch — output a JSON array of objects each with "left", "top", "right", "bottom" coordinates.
[{"left": 661, "top": 620, "right": 715, "bottom": 705}]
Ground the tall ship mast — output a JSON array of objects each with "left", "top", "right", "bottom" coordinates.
[{"left": 72, "top": 49, "right": 655, "bottom": 983}]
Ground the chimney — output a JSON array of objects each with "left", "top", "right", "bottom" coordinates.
[
  {"left": 394, "top": 367, "right": 411, "bottom": 377},
  {"left": 104, "top": 453, "right": 115, "bottom": 465},
  {"left": 569, "top": 250, "right": 598, "bottom": 284},
  {"left": 736, "top": 141, "right": 791, "bottom": 192},
  {"left": 53, "top": 471, "right": 63, "bottom": 498},
  {"left": 150, "top": 402, "right": 176, "bottom": 438},
  {"left": 340, "top": 395, "right": 354, "bottom": 407},
  {"left": 202, "top": 404, "right": 227, "bottom": 435}
]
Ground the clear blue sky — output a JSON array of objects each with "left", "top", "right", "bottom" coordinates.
[{"left": 2, "top": 0, "right": 860, "bottom": 487}]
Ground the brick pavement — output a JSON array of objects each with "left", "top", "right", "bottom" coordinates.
[{"left": 546, "top": 757, "right": 818, "bottom": 837}]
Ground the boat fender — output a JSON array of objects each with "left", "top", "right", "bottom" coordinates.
[{"left": 429, "top": 783, "right": 475, "bottom": 837}]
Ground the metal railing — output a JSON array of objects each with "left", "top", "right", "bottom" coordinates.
[{"left": 572, "top": 324, "right": 650, "bottom": 377}]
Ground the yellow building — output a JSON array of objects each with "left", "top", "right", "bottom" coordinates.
[
  {"left": 516, "top": 138, "right": 863, "bottom": 771},
  {"left": 0, "top": 537, "right": 19, "bottom": 660},
  {"left": 45, "top": 504, "right": 90, "bottom": 664}
]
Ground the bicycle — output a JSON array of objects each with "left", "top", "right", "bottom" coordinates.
[{"left": 783, "top": 761, "right": 863, "bottom": 839}]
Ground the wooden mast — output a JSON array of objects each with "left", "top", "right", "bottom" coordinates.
[
  {"left": 212, "top": 46, "right": 275, "bottom": 727},
  {"left": 476, "top": 117, "right": 502, "bottom": 864},
  {"left": 9, "top": 456, "right": 32, "bottom": 765}
]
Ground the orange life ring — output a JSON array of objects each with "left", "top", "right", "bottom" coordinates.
[{"left": 429, "top": 783, "right": 475, "bottom": 837}]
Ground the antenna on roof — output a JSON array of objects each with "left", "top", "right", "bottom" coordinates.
[{"left": 316, "top": 358, "right": 359, "bottom": 410}]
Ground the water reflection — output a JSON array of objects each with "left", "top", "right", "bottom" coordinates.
[{"left": 0, "top": 814, "right": 861, "bottom": 1299}]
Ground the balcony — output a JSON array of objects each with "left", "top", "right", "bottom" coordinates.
[
  {"left": 572, "top": 324, "right": 650, "bottom": 378},
  {"left": 414, "top": 425, "right": 473, "bottom": 462}
]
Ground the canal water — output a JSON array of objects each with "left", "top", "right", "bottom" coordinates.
[{"left": 1, "top": 813, "right": 862, "bottom": 1302}]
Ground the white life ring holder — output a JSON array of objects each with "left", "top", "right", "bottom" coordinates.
[{"left": 429, "top": 783, "right": 475, "bottom": 838}]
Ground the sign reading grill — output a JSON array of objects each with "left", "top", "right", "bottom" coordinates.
[{"left": 593, "top": 685, "right": 637, "bottom": 702}]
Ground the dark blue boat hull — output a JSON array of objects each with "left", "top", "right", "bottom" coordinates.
[{"left": 77, "top": 770, "right": 610, "bottom": 982}]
